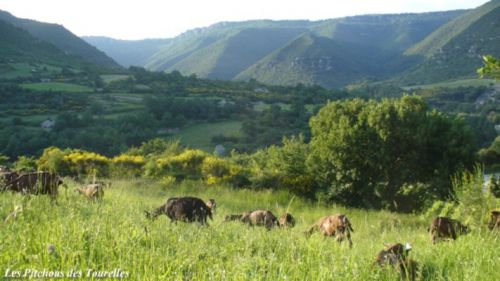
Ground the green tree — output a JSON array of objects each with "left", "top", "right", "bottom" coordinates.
[
  {"left": 477, "top": 55, "right": 500, "bottom": 80},
  {"left": 0, "top": 154, "right": 9, "bottom": 166},
  {"left": 478, "top": 136, "right": 500, "bottom": 171},
  {"left": 307, "top": 95, "right": 476, "bottom": 211},
  {"left": 250, "top": 135, "right": 316, "bottom": 196},
  {"left": 14, "top": 156, "right": 37, "bottom": 172}
]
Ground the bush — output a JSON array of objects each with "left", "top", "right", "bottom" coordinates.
[
  {"left": 13, "top": 156, "right": 37, "bottom": 172},
  {"left": 63, "top": 150, "right": 110, "bottom": 177},
  {"left": 249, "top": 135, "right": 316, "bottom": 196},
  {"left": 201, "top": 156, "right": 248, "bottom": 186},
  {"left": 112, "top": 155, "right": 145, "bottom": 177},
  {"left": 37, "top": 147, "right": 70, "bottom": 175},
  {"left": 37, "top": 147, "right": 110, "bottom": 177},
  {"left": 424, "top": 167, "right": 499, "bottom": 228},
  {"left": 146, "top": 149, "right": 208, "bottom": 180}
]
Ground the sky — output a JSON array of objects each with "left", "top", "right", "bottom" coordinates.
[{"left": 0, "top": 0, "right": 491, "bottom": 40}]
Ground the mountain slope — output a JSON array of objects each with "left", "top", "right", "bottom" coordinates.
[
  {"left": 168, "top": 27, "right": 308, "bottom": 79},
  {"left": 235, "top": 12, "right": 465, "bottom": 87},
  {"left": 0, "top": 19, "right": 102, "bottom": 71},
  {"left": 406, "top": 0, "right": 500, "bottom": 57},
  {"left": 235, "top": 33, "right": 365, "bottom": 88},
  {"left": 149, "top": 12, "right": 465, "bottom": 87},
  {"left": 0, "top": 10, "right": 120, "bottom": 68},
  {"left": 83, "top": 36, "right": 171, "bottom": 67},
  {"left": 402, "top": 1, "right": 500, "bottom": 84},
  {"left": 144, "top": 20, "right": 315, "bottom": 73}
]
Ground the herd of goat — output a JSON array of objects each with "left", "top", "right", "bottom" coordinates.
[{"left": 1, "top": 168, "right": 499, "bottom": 279}]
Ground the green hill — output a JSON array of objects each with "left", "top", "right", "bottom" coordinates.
[
  {"left": 0, "top": 19, "right": 90, "bottom": 68},
  {"left": 401, "top": 0, "right": 500, "bottom": 84},
  {"left": 236, "top": 12, "right": 465, "bottom": 87},
  {"left": 0, "top": 10, "right": 120, "bottom": 69},
  {"left": 139, "top": 12, "right": 465, "bottom": 87},
  {"left": 235, "top": 33, "right": 366, "bottom": 88},
  {"left": 168, "top": 27, "right": 308, "bottom": 80}
]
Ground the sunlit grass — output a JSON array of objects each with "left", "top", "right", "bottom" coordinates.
[{"left": 0, "top": 179, "right": 498, "bottom": 280}]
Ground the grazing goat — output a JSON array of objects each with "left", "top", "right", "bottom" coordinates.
[
  {"left": 145, "top": 197, "right": 212, "bottom": 225},
  {"left": 375, "top": 243, "right": 412, "bottom": 266},
  {"left": 488, "top": 211, "right": 500, "bottom": 230},
  {"left": 5, "top": 171, "right": 62, "bottom": 199},
  {"left": 308, "top": 214, "right": 354, "bottom": 247},
  {"left": 76, "top": 184, "right": 104, "bottom": 200},
  {"left": 375, "top": 243, "right": 417, "bottom": 280},
  {"left": 278, "top": 213, "right": 296, "bottom": 228},
  {"left": 241, "top": 210, "right": 278, "bottom": 230},
  {"left": 429, "top": 217, "right": 469, "bottom": 244},
  {"left": 1, "top": 168, "right": 19, "bottom": 191}
]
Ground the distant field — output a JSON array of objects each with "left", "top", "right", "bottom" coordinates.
[
  {"left": 253, "top": 102, "right": 318, "bottom": 112},
  {"left": 100, "top": 74, "right": 130, "bottom": 83},
  {"left": 0, "top": 63, "right": 35, "bottom": 79},
  {"left": 0, "top": 180, "right": 498, "bottom": 281},
  {"left": 0, "top": 63, "right": 61, "bottom": 79},
  {"left": 170, "top": 121, "right": 243, "bottom": 151},
  {"left": 402, "top": 79, "right": 496, "bottom": 90},
  {"left": 21, "top": 82, "right": 93, "bottom": 93}
]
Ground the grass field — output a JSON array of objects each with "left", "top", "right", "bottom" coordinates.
[
  {"left": 21, "top": 82, "right": 93, "bottom": 93},
  {"left": 253, "top": 102, "right": 318, "bottom": 113},
  {"left": 0, "top": 63, "right": 62, "bottom": 79},
  {"left": 100, "top": 74, "right": 130, "bottom": 84},
  {"left": 402, "top": 79, "right": 497, "bottom": 90},
  {"left": 0, "top": 180, "right": 498, "bottom": 280},
  {"left": 170, "top": 121, "right": 243, "bottom": 151}
]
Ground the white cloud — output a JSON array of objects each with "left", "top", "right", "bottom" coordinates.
[{"left": 0, "top": 0, "right": 490, "bottom": 39}]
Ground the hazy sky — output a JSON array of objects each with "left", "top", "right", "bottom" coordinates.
[{"left": 0, "top": 0, "right": 491, "bottom": 40}]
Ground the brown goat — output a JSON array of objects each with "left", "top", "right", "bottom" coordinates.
[
  {"left": 375, "top": 243, "right": 417, "bottom": 280},
  {"left": 375, "top": 243, "right": 412, "bottom": 266},
  {"left": 241, "top": 210, "right": 278, "bottom": 230},
  {"left": 145, "top": 197, "right": 212, "bottom": 225},
  {"left": 278, "top": 213, "right": 296, "bottom": 228},
  {"left": 488, "top": 211, "right": 500, "bottom": 230},
  {"left": 1, "top": 169, "right": 19, "bottom": 191},
  {"left": 429, "top": 217, "right": 469, "bottom": 244},
  {"left": 76, "top": 184, "right": 104, "bottom": 200},
  {"left": 5, "top": 171, "right": 62, "bottom": 199},
  {"left": 308, "top": 214, "right": 354, "bottom": 247}
]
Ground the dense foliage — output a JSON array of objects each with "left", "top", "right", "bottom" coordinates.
[
  {"left": 6, "top": 95, "right": 481, "bottom": 212},
  {"left": 308, "top": 96, "right": 476, "bottom": 211}
]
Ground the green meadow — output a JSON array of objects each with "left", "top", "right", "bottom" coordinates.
[
  {"left": 170, "top": 121, "right": 243, "bottom": 151},
  {"left": 21, "top": 82, "right": 93, "bottom": 93},
  {"left": 1, "top": 180, "right": 498, "bottom": 281},
  {"left": 402, "top": 79, "right": 496, "bottom": 90}
]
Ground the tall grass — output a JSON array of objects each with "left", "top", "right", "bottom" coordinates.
[{"left": 1, "top": 179, "right": 498, "bottom": 280}]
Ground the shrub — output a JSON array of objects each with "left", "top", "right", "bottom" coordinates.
[
  {"left": 112, "top": 155, "right": 145, "bottom": 177},
  {"left": 37, "top": 147, "right": 70, "bottom": 175},
  {"left": 148, "top": 149, "right": 208, "bottom": 180},
  {"left": 201, "top": 156, "right": 247, "bottom": 186},
  {"left": 13, "top": 156, "right": 37, "bottom": 172},
  {"left": 63, "top": 150, "right": 110, "bottom": 177}
]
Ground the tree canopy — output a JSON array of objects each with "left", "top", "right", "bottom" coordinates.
[
  {"left": 307, "top": 95, "right": 476, "bottom": 211},
  {"left": 477, "top": 55, "right": 500, "bottom": 80}
]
